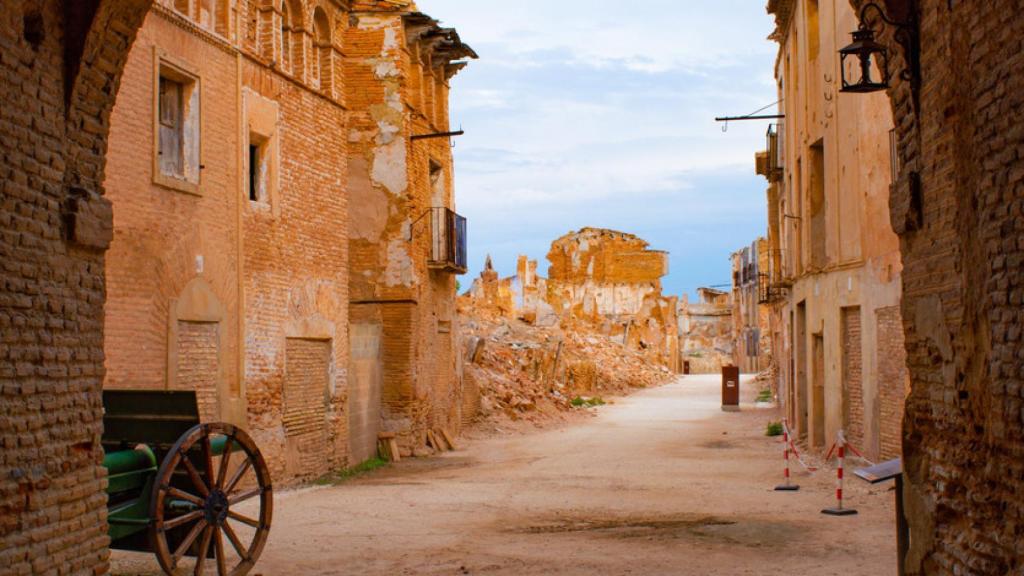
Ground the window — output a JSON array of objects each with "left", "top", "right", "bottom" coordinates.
[
  {"left": 158, "top": 76, "right": 184, "bottom": 177},
  {"left": 429, "top": 159, "right": 444, "bottom": 207},
  {"left": 312, "top": 8, "right": 332, "bottom": 93},
  {"left": 806, "top": 0, "right": 820, "bottom": 61},
  {"left": 154, "top": 56, "right": 201, "bottom": 194},
  {"left": 244, "top": 88, "right": 280, "bottom": 211},
  {"left": 249, "top": 143, "right": 260, "bottom": 201},
  {"left": 248, "top": 133, "right": 270, "bottom": 203},
  {"left": 281, "top": 2, "right": 291, "bottom": 71},
  {"left": 280, "top": 0, "right": 303, "bottom": 77}
]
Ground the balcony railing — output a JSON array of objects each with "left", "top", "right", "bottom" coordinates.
[
  {"left": 427, "top": 207, "right": 467, "bottom": 274},
  {"left": 766, "top": 123, "right": 784, "bottom": 182},
  {"left": 758, "top": 249, "right": 790, "bottom": 304}
]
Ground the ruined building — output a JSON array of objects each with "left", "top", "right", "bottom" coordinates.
[
  {"left": 547, "top": 229, "right": 680, "bottom": 372},
  {"left": 677, "top": 288, "right": 734, "bottom": 374},
  {"left": 464, "top": 229, "right": 680, "bottom": 373},
  {"left": 731, "top": 238, "right": 774, "bottom": 374},
  {"left": 763, "top": 0, "right": 907, "bottom": 462},
  {"left": 102, "top": 0, "right": 474, "bottom": 484}
]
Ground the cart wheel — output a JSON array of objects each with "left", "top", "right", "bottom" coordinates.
[{"left": 150, "top": 423, "right": 272, "bottom": 576}]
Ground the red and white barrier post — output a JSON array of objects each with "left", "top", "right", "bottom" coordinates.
[
  {"left": 822, "top": 429, "right": 858, "bottom": 516},
  {"left": 774, "top": 418, "right": 799, "bottom": 491}
]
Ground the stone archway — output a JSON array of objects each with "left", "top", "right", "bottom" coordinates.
[
  {"left": 849, "top": 1, "right": 1024, "bottom": 573},
  {"left": 0, "top": 1, "right": 151, "bottom": 573}
]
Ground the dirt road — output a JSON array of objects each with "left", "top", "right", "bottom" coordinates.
[{"left": 112, "top": 375, "right": 898, "bottom": 575}]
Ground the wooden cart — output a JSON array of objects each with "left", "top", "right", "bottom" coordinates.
[{"left": 102, "top": 390, "right": 273, "bottom": 575}]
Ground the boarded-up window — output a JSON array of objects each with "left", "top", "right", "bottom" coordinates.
[
  {"left": 283, "top": 339, "right": 330, "bottom": 436},
  {"left": 841, "top": 306, "right": 864, "bottom": 451},
  {"left": 877, "top": 306, "right": 907, "bottom": 459},
  {"left": 284, "top": 339, "right": 331, "bottom": 476},
  {"left": 159, "top": 76, "right": 184, "bottom": 177},
  {"left": 176, "top": 321, "right": 219, "bottom": 422}
]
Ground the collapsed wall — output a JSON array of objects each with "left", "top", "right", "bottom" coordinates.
[
  {"left": 458, "top": 228, "right": 680, "bottom": 426},
  {"left": 466, "top": 228, "right": 681, "bottom": 372}
]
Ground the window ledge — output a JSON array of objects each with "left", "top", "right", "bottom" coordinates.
[{"left": 154, "top": 172, "right": 201, "bottom": 196}]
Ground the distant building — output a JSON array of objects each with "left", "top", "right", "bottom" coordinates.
[
  {"left": 731, "top": 238, "right": 773, "bottom": 375},
  {"left": 463, "top": 228, "right": 681, "bottom": 373},
  {"left": 678, "top": 288, "right": 734, "bottom": 374}
]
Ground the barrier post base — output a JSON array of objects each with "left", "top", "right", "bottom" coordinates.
[
  {"left": 821, "top": 507, "right": 858, "bottom": 516},
  {"left": 774, "top": 484, "right": 800, "bottom": 491}
]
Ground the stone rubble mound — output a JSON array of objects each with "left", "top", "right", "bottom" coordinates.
[{"left": 459, "top": 308, "right": 675, "bottom": 430}]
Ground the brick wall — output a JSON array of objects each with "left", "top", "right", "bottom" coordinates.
[
  {"left": 875, "top": 305, "right": 905, "bottom": 460},
  {"left": 175, "top": 321, "right": 220, "bottom": 422},
  {"left": 344, "top": 6, "right": 473, "bottom": 455},
  {"left": 282, "top": 338, "right": 331, "bottom": 480},
  {"left": 841, "top": 307, "right": 865, "bottom": 450},
  {"left": 104, "top": 2, "right": 351, "bottom": 486},
  {"left": 851, "top": 0, "right": 1024, "bottom": 572},
  {"left": 0, "top": 1, "right": 151, "bottom": 573}
]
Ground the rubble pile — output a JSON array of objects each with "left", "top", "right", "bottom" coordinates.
[{"left": 459, "top": 307, "right": 675, "bottom": 429}]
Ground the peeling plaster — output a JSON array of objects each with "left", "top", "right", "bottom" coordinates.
[
  {"left": 373, "top": 59, "right": 398, "bottom": 78},
  {"left": 371, "top": 137, "right": 408, "bottom": 196},
  {"left": 384, "top": 237, "right": 416, "bottom": 287},
  {"left": 382, "top": 26, "right": 398, "bottom": 50}
]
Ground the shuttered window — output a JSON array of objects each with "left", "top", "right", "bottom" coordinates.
[{"left": 158, "top": 76, "right": 184, "bottom": 177}]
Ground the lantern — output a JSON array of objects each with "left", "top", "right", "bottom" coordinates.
[{"left": 838, "top": 2, "right": 918, "bottom": 95}]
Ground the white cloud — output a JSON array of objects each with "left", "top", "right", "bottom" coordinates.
[{"left": 418, "top": 0, "right": 778, "bottom": 297}]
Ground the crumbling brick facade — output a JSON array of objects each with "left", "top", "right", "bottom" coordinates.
[
  {"left": 463, "top": 229, "right": 680, "bottom": 373},
  {"left": 103, "top": 0, "right": 354, "bottom": 486},
  {"left": 547, "top": 228, "right": 680, "bottom": 372},
  {"left": 344, "top": 2, "right": 475, "bottom": 456},
  {"left": 845, "top": 0, "right": 1024, "bottom": 572},
  {"left": 0, "top": 1, "right": 151, "bottom": 573},
  {"left": 103, "top": 0, "right": 473, "bottom": 484}
]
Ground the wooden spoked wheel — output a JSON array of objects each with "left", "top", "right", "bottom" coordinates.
[{"left": 150, "top": 423, "right": 273, "bottom": 576}]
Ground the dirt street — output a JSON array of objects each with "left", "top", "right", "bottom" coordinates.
[{"left": 112, "top": 375, "right": 898, "bottom": 575}]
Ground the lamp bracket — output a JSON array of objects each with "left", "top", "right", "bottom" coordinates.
[{"left": 857, "top": 2, "right": 919, "bottom": 85}]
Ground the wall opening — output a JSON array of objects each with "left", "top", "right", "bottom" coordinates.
[
  {"left": 249, "top": 143, "right": 260, "bottom": 201},
  {"left": 796, "top": 301, "right": 808, "bottom": 439},
  {"left": 812, "top": 332, "right": 825, "bottom": 447},
  {"left": 175, "top": 320, "right": 220, "bottom": 422},
  {"left": 158, "top": 75, "right": 184, "bottom": 176},
  {"left": 841, "top": 306, "right": 864, "bottom": 451},
  {"left": 155, "top": 58, "right": 201, "bottom": 192},
  {"left": 806, "top": 0, "right": 820, "bottom": 61},
  {"left": 283, "top": 338, "right": 331, "bottom": 477},
  {"left": 313, "top": 7, "right": 331, "bottom": 94},
  {"left": 809, "top": 139, "right": 827, "bottom": 269}
]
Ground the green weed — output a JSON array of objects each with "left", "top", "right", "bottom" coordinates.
[
  {"left": 314, "top": 457, "right": 389, "bottom": 486},
  {"left": 570, "top": 396, "right": 606, "bottom": 408}
]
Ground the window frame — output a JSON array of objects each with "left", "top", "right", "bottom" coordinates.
[{"left": 152, "top": 49, "right": 202, "bottom": 195}]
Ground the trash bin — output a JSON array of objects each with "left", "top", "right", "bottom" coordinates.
[
  {"left": 722, "top": 365, "right": 740, "bottom": 411},
  {"left": 683, "top": 360, "right": 691, "bottom": 375}
]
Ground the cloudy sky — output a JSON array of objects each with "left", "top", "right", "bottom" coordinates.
[{"left": 420, "top": 1, "right": 779, "bottom": 298}]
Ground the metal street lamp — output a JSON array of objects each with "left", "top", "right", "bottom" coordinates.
[{"left": 839, "top": 2, "right": 918, "bottom": 94}]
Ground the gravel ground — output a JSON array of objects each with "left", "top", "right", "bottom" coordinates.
[{"left": 112, "top": 374, "right": 898, "bottom": 576}]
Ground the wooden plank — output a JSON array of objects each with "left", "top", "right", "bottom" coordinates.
[
  {"left": 426, "top": 430, "right": 445, "bottom": 452},
  {"left": 388, "top": 438, "right": 401, "bottom": 462},
  {"left": 439, "top": 428, "right": 458, "bottom": 451}
]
